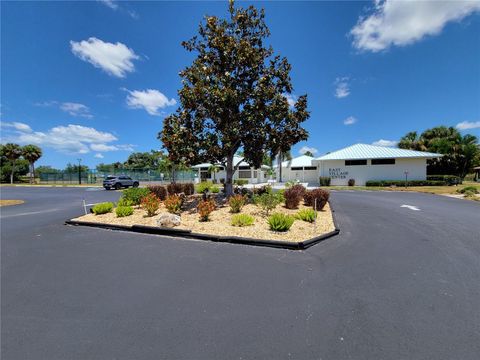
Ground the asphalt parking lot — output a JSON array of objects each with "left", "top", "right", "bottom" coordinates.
[{"left": 1, "top": 186, "right": 480, "bottom": 360}]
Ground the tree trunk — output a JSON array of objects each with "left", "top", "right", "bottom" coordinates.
[
  {"left": 30, "top": 162, "right": 34, "bottom": 184},
  {"left": 278, "top": 152, "right": 283, "bottom": 183},
  {"left": 10, "top": 161, "right": 15, "bottom": 184},
  {"left": 225, "top": 155, "right": 234, "bottom": 196}
]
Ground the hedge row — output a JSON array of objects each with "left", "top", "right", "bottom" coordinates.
[
  {"left": 365, "top": 180, "right": 446, "bottom": 187},
  {"left": 426, "top": 175, "right": 462, "bottom": 185}
]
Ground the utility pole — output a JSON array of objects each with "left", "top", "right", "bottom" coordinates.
[{"left": 78, "top": 158, "right": 82, "bottom": 185}]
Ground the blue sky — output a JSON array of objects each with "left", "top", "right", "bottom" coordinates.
[{"left": 1, "top": 0, "right": 479, "bottom": 169}]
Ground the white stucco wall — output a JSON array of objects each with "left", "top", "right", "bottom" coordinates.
[
  {"left": 314, "top": 158, "right": 428, "bottom": 186},
  {"left": 276, "top": 168, "right": 319, "bottom": 183}
]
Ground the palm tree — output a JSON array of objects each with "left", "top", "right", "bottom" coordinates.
[
  {"left": 207, "top": 164, "right": 220, "bottom": 183},
  {"left": 2, "top": 143, "right": 23, "bottom": 184},
  {"left": 398, "top": 131, "right": 425, "bottom": 151},
  {"left": 22, "top": 145, "right": 43, "bottom": 184}
]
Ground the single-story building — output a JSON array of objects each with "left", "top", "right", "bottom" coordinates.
[
  {"left": 191, "top": 156, "right": 270, "bottom": 184},
  {"left": 313, "top": 143, "right": 442, "bottom": 186},
  {"left": 274, "top": 155, "right": 318, "bottom": 183}
]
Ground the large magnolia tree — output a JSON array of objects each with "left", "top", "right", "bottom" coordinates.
[{"left": 160, "top": 0, "right": 309, "bottom": 195}]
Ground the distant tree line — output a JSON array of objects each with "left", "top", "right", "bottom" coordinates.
[{"left": 398, "top": 126, "right": 479, "bottom": 178}]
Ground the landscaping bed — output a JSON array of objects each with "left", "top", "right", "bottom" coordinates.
[{"left": 69, "top": 184, "right": 337, "bottom": 246}]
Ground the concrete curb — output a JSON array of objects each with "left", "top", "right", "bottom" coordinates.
[{"left": 65, "top": 202, "right": 340, "bottom": 250}]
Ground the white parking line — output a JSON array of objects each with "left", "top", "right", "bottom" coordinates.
[
  {"left": 401, "top": 204, "right": 420, "bottom": 211},
  {"left": 0, "top": 208, "right": 62, "bottom": 219}
]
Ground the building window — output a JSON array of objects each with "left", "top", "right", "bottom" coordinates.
[
  {"left": 238, "top": 170, "right": 251, "bottom": 179},
  {"left": 303, "top": 166, "right": 317, "bottom": 170},
  {"left": 372, "top": 158, "right": 396, "bottom": 165},
  {"left": 238, "top": 166, "right": 250, "bottom": 170},
  {"left": 291, "top": 167, "right": 303, "bottom": 171},
  {"left": 253, "top": 171, "right": 258, "bottom": 178},
  {"left": 345, "top": 160, "right": 367, "bottom": 166}
]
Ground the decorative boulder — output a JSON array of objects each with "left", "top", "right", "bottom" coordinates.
[{"left": 157, "top": 214, "right": 181, "bottom": 228}]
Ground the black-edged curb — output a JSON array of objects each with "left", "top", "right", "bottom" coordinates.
[{"left": 65, "top": 203, "right": 340, "bottom": 251}]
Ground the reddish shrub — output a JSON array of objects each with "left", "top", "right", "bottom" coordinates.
[
  {"left": 303, "top": 188, "right": 330, "bottom": 210},
  {"left": 164, "top": 194, "right": 183, "bottom": 214},
  {"left": 147, "top": 185, "right": 167, "bottom": 200},
  {"left": 197, "top": 199, "right": 216, "bottom": 221},
  {"left": 167, "top": 182, "right": 183, "bottom": 195},
  {"left": 140, "top": 193, "right": 160, "bottom": 217},
  {"left": 182, "top": 183, "right": 195, "bottom": 195},
  {"left": 284, "top": 184, "right": 306, "bottom": 209}
]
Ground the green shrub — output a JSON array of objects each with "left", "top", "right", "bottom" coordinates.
[
  {"left": 116, "top": 205, "right": 134, "bottom": 217},
  {"left": 196, "top": 181, "right": 213, "bottom": 193},
  {"left": 285, "top": 180, "right": 300, "bottom": 188},
  {"left": 365, "top": 180, "right": 445, "bottom": 187},
  {"left": 284, "top": 184, "right": 306, "bottom": 209},
  {"left": 296, "top": 208, "right": 316, "bottom": 223},
  {"left": 303, "top": 188, "right": 330, "bottom": 210},
  {"left": 117, "top": 197, "right": 134, "bottom": 207},
  {"left": 211, "top": 185, "right": 220, "bottom": 193},
  {"left": 92, "top": 202, "right": 114, "bottom": 215},
  {"left": 319, "top": 176, "right": 331, "bottom": 186},
  {"left": 231, "top": 213, "right": 255, "bottom": 227},
  {"left": 253, "top": 185, "right": 272, "bottom": 196},
  {"left": 254, "top": 192, "right": 281, "bottom": 215},
  {"left": 164, "top": 194, "right": 183, "bottom": 214},
  {"left": 122, "top": 187, "right": 150, "bottom": 205},
  {"left": 140, "top": 193, "right": 160, "bottom": 217},
  {"left": 228, "top": 194, "right": 246, "bottom": 213},
  {"left": 234, "top": 179, "right": 248, "bottom": 186},
  {"left": 427, "top": 175, "right": 462, "bottom": 185},
  {"left": 147, "top": 185, "right": 167, "bottom": 200},
  {"left": 457, "top": 186, "right": 478, "bottom": 194},
  {"left": 463, "top": 190, "right": 477, "bottom": 197},
  {"left": 348, "top": 179, "right": 355, "bottom": 186},
  {"left": 268, "top": 213, "right": 295, "bottom": 232}
]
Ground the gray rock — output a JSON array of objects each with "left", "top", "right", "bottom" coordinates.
[{"left": 157, "top": 214, "right": 181, "bottom": 228}]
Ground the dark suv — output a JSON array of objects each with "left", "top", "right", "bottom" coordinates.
[{"left": 103, "top": 175, "right": 139, "bottom": 190}]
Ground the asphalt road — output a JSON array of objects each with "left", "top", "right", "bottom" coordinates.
[{"left": 1, "top": 187, "right": 479, "bottom": 360}]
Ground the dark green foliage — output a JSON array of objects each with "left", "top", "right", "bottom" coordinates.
[
  {"left": 365, "top": 180, "right": 446, "bottom": 187},
  {"left": 319, "top": 177, "right": 331, "bottom": 186},
  {"left": 159, "top": 1, "right": 309, "bottom": 196},
  {"left": 296, "top": 208, "right": 316, "bottom": 223},
  {"left": 121, "top": 187, "right": 150, "bottom": 205},
  {"left": 268, "top": 213, "right": 295, "bottom": 232},
  {"left": 116, "top": 205, "right": 134, "bottom": 217},
  {"left": 253, "top": 185, "right": 272, "bottom": 196},
  {"left": 284, "top": 184, "right": 306, "bottom": 209},
  {"left": 348, "top": 179, "right": 355, "bottom": 186},
  {"left": 231, "top": 213, "right": 255, "bottom": 227},
  {"left": 399, "top": 126, "right": 479, "bottom": 178},
  {"left": 92, "top": 202, "right": 114, "bottom": 215},
  {"left": 303, "top": 188, "right": 330, "bottom": 210},
  {"left": 427, "top": 175, "right": 462, "bottom": 185},
  {"left": 147, "top": 185, "right": 168, "bottom": 200},
  {"left": 234, "top": 179, "right": 249, "bottom": 186}
]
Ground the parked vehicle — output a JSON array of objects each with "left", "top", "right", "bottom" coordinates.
[{"left": 103, "top": 175, "right": 139, "bottom": 190}]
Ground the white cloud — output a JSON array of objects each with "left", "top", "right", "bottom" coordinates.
[
  {"left": 283, "top": 93, "right": 297, "bottom": 107},
  {"left": 343, "top": 116, "right": 357, "bottom": 125},
  {"left": 299, "top": 146, "right": 318, "bottom": 156},
  {"left": 70, "top": 37, "right": 139, "bottom": 78},
  {"left": 372, "top": 139, "right": 398, "bottom": 147},
  {"left": 99, "top": 0, "right": 118, "bottom": 10},
  {"left": 334, "top": 77, "right": 350, "bottom": 98},
  {"left": 90, "top": 143, "right": 134, "bottom": 152},
  {"left": 456, "top": 121, "right": 480, "bottom": 130},
  {"left": 1, "top": 122, "right": 133, "bottom": 155},
  {"left": 1, "top": 121, "right": 33, "bottom": 133},
  {"left": 125, "top": 89, "right": 176, "bottom": 116},
  {"left": 35, "top": 101, "right": 93, "bottom": 118},
  {"left": 94, "top": 153, "right": 105, "bottom": 159},
  {"left": 59, "top": 102, "right": 93, "bottom": 118},
  {"left": 351, "top": 0, "right": 480, "bottom": 52}
]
